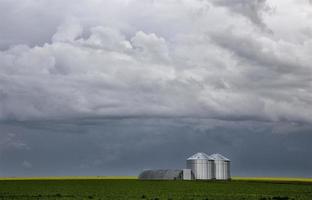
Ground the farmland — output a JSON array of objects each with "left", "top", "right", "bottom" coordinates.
[{"left": 0, "top": 177, "right": 311, "bottom": 200}]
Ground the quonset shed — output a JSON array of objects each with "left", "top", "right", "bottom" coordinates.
[{"left": 138, "top": 169, "right": 183, "bottom": 180}]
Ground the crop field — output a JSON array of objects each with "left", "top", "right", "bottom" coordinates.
[{"left": 0, "top": 177, "right": 311, "bottom": 200}]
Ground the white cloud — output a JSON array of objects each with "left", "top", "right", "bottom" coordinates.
[
  {"left": 0, "top": 0, "right": 312, "bottom": 123},
  {"left": 52, "top": 18, "right": 83, "bottom": 43}
]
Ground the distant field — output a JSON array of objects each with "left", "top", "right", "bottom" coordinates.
[
  {"left": 1, "top": 176, "right": 312, "bottom": 182},
  {"left": 233, "top": 177, "right": 312, "bottom": 183},
  {"left": 0, "top": 176, "right": 137, "bottom": 180},
  {"left": 0, "top": 178, "right": 311, "bottom": 200}
]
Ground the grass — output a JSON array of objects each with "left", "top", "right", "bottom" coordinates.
[{"left": 0, "top": 177, "right": 311, "bottom": 200}]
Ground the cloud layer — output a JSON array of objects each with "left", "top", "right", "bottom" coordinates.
[
  {"left": 1, "top": 119, "right": 312, "bottom": 177},
  {"left": 1, "top": 0, "right": 312, "bottom": 123},
  {"left": 1, "top": 0, "right": 312, "bottom": 178}
]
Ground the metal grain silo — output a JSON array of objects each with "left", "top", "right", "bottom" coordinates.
[
  {"left": 186, "top": 152, "right": 214, "bottom": 180},
  {"left": 210, "top": 153, "right": 231, "bottom": 180}
]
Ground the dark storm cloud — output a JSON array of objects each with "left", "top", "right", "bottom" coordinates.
[{"left": 1, "top": 119, "right": 312, "bottom": 177}]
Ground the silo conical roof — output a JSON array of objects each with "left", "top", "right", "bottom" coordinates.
[
  {"left": 209, "top": 153, "right": 230, "bottom": 161},
  {"left": 187, "top": 152, "right": 212, "bottom": 160}
]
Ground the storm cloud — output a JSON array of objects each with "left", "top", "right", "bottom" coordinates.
[
  {"left": 1, "top": 119, "right": 312, "bottom": 177},
  {"left": 0, "top": 0, "right": 312, "bottom": 177}
]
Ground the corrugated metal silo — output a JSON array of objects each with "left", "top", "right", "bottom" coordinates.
[
  {"left": 210, "top": 153, "right": 231, "bottom": 180},
  {"left": 186, "top": 152, "right": 214, "bottom": 180}
]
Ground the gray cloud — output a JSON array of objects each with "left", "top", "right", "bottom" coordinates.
[
  {"left": 0, "top": 0, "right": 312, "bottom": 123},
  {"left": 211, "top": 0, "right": 272, "bottom": 28},
  {"left": 22, "top": 161, "right": 32, "bottom": 169},
  {"left": 1, "top": 119, "right": 312, "bottom": 177}
]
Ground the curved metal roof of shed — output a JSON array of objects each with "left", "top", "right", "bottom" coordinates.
[
  {"left": 187, "top": 152, "right": 212, "bottom": 160},
  {"left": 138, "top": 169, "right": 183, "bottom": 180},
  {"left": 209, "top": 153, "right": 230, "bottom": 161}
]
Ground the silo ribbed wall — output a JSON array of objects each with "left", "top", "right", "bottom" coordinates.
[
  {"left": 224, "top": 161, "right": 230, "bottom": 179},
  {"left": 186, "top": 159, "right": 214, "bottom": 180},
  {"left": 214, "top": 160, "right": 230, "bottom": 180}
]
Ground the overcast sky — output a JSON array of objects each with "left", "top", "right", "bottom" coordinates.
[{"left": 0, "top": 0, "right": 312, "bottom": 177}]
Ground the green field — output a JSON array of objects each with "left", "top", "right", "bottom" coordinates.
[{"left": 0, "top": 177, "right": 311, "bottom": 200}]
